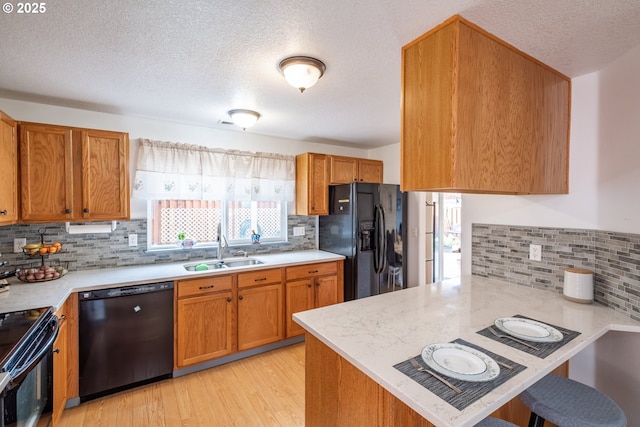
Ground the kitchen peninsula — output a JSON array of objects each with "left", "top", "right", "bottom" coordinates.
[{"left": 293, "top": 276, "right": 640, "bottom": 426}]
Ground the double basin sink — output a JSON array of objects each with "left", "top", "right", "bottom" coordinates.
[{"left": 183, "top": 258, "right": 264, "bottom": 272}]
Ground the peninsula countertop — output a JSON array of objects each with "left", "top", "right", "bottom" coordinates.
[
  {"left": 293, "top": 275, "right": 640, "bottom": 427},
  {"left": 0, "top": 250, "right": 344, "bottom": 313}
]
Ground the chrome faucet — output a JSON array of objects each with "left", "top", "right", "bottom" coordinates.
[{"left": 217, "top": 222, "right": 228, "bottom": 260}]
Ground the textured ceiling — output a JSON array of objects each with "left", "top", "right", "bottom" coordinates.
[{"left": 1, "top": 0, "right": 640, "bottom": 148}]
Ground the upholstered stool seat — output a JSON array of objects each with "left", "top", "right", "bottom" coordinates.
[
  {"left": 475, "top": 417, "right": 517, "bottom": 426},
  {"left": 519, "top": 374, "right": 626, "bottom": 427}
]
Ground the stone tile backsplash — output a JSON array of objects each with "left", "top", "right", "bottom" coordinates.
[
  {"left": 0, "top": 216, "right": 316, "bottom": 272},
  {"left": 472, "top": 224, "right": 640, "bottom": 322}
]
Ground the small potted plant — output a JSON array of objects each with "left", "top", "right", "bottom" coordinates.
[
  {"left": 177, "top": 232, "right": 196, "bottom": 248},
  {"left": 251, "top": 229, "right": 260, "bottom": 244}
]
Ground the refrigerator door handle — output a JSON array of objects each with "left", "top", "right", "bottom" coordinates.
[{"left": 374, "top": 204, "right": 386, "bottom": 274}]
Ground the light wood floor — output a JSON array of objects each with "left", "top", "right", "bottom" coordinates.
[{"left": 59, "top": 343, "right": 305, "bottom": 427}]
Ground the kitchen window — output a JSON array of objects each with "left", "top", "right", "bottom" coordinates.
[
  {"left": 133, "top": 139, "right": 295, "bottom": 250},
  {"left": 147, "top": 199, "right": 287, "bottom": 249}
]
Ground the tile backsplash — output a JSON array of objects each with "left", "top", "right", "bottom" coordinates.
[
  {"left": 472, "top": 224, "right": 640, "bottom": 322},
  {"left": 0, "top": 216, "right": 316, "bottom": 272}
]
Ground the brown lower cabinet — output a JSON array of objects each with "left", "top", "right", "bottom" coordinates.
[
  {"left": 52, "top": 295, "right": 78, "bottom": 427},
  {"left": 237, "top": 268, "right": 285, "bottom": 351},
  {"left": 175, "top": 275, "right": 236, "bottom": 367},
  {"left": 285, "top": 261, "right": 342, "bottom": 338}
]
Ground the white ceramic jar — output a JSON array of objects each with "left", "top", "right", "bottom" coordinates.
[{"left": 563, "top": 268, "right": 594, "bottom": 303}]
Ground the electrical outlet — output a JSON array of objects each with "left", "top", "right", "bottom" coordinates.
[
  {"left": 128, "top": 234, "right": 138, "bottom": 247},
  {"left": 13, "top": 238, "right": 26, "bottom": 253},
  {"left": 293, "top": 226, "right": 305, "bottom": 236},
  {"left": 529, "top": 244, "right": 542, "bottom": 261}
]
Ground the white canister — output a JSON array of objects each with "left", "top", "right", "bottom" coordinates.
[{"left": 563, "top": 268, "right": 594, "bottom": 304}]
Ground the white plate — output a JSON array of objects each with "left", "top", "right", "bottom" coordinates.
[
  {"left": 421, "top": 343, "right": 500, "bottom": 382},
  {"left": 494, "top": 317, "right": 563, "bottom": 343}
]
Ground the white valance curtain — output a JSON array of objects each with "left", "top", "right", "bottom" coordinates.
[{"left": 132, "top": 139, "right": 295, "bottom": 202}]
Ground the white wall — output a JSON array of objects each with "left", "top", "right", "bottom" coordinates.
[
  {"left": 0, "top": 98, "right": 371, "bottom": 218},
  {"left": 368, "top": 142, "right": 400, "bottom": 185}
]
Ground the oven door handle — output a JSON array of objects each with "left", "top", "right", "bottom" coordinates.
[{"left": 8, "top": 316, "right": 59, "bottom": 390}]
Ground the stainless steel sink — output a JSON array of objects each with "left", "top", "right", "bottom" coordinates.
[
  {"left": 183, "top": 261, "right": 228, "bottom": 271},
  {"left": 221, "top": 258, "right": 264, "bottom": 268},
  {"left": 183, "top": 258, "right": 264, "bottom": 271}
]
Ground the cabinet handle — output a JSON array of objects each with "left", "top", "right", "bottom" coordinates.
[
  {"left": 58, "top": 314, "right": 66, "bottom": 320},
  {"left": 83, "top": 208, "right": 90, "bottom": 213},
  {"left": 0, "top": 210, "right": 6, "bottom": 215},
  {"left": 53, "top": 348, "right": 61, "bottom": 354},
  {"left": 239, "top": 295, "right": 244, "bottom": 300},
  {"left": 65, "top": 209, "right": 72, "bottom": 214},
  {"left": 199, "top": 285, "right": 215, "bottom": 290},
  {"left": 307, "top": 284, "right": 312, "bottom": 288},
  {"left": 227, "top": 297, "right": 232, "bottom": 302},
  {"left": 254, "top": 277, "right": 267, "bottom": 282},
  {"left": 308, "top": 270, "right": 318, "bottom": 274}
]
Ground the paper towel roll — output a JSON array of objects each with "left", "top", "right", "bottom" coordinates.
[
  {"left": 67, "top": 224, "right": 112, "bottom": 234},
  {"left": 563, "top": 268, "right": 594, "bottom": 304}
]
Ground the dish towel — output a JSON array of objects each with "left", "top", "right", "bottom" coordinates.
[
  {"left": 476, "top": 314, "right": 581, "bottom": 359},
  {"left": 393, "top": 338, "right": 526, "bottom": 411}
]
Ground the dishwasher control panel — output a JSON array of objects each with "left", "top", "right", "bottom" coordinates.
[{"left": 79, "top": 281, "right": 174, "bottom": 300}]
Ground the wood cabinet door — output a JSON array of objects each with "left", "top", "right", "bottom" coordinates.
[
  {"left": 81, "top": 130, "right": 129, "bottom": 220},
  {"left": 19, "top": 124, "right": 74, "bottom": 221},
  {"left": 237, "top": 283, "right": 284, "bottom": 351},
  {"left": 0, "top": 112, "right": 18, "bottom": 224},
  {"left": 176, "top": 292, "right": 235, "bottom": 367},
  {"left": 329, "top": 156, "right": 358, "bottom": 184},
  {"left": 285, "top": 279, "right": 315, "bottom": 338},
  {"left": 52, "top": 314, "right": 68, "bottom": 426},
  {"left": 308, "top": 153, "right": 329, "bottom": 215},
  {"left": 358, "top": 159, "right": 383, "bottom": 183},
  {"left": 315, "top": 275, "right": 338, "bottom": 308}
]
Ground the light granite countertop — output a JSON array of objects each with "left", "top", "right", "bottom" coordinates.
[
  {"left": 293, "top": 275, "right": 640, "bottom": 427},
  {"left": 0, "top": 250, "right": 344, "bottom": 313}
]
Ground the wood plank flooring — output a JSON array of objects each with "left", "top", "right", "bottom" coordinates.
[{"left": 59, "top": 343, "right": 305, "bottom": 427}]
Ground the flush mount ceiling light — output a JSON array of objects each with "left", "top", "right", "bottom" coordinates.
[
  {"left": 228, "top": 109, "right": 261, "bottom": 130},
  {"left": 278, "top": 56, "right": 326, "bottom": 93}
]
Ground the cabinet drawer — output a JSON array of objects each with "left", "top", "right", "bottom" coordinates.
[
  {"left": 177, "top": 275, "right": 232, "bottom": 298},
  {"left": 238, "top": 268, "right": 282, "bottom": 289},
  {"left": 286, "top": 262, "right": 337, "bottom": 281}
]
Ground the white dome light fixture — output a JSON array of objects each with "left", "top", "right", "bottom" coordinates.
[
  {"left": 228, "top": 109, "right": 261, "bottom": 130},
  {"left": 278, "top": 56, "right": 326, "bottom": 93}
]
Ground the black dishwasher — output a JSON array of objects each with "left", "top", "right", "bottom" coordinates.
[{"left": 79, "top": 281, "right": 174, "bottom": 402}]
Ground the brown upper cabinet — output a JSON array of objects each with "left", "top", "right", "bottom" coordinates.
[
  {"left": 296, "top": 153, "right": 384, "bottom": 216},
  {"left": 329, "top": 156, "right": 383, "bottom": 184},
  {"left": 0, "top": 110, "right": 19, "bottom": 225},
  {"left": 296, "top": 153, "right": 329, "bottom": 216},
  {"left": 19, "top": 123, "right": 130, "bottom": 222},
  {"left": 401, "top": 15, "right": 570, "bottom": 194}
]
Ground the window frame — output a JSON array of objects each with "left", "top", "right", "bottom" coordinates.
[{"left": 145, "top": 200, "right": 288, "bottom": 251}]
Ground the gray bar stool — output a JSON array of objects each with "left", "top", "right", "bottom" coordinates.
[
  {"left": 475, "top": 418, "right": 517, "bottom": 426},
  {"left": 519, "top": 373, "right": 626, "bottom": 427}
]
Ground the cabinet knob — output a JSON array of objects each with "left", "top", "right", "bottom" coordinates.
[
  {"left": 227, "top": 297, "right": 232, "bottom": 302},
  {"left": 239, "top": 295, "right": 244, "bottom": 300},
  {"left": 0, "top": 210, "right": 6, "bottom": 215},
  {"left": 53, "top": 348, "right": 60, "bottom": 354},
  {"left": 65, "top": 208, "right": 72, "bottom": 214},
  {"left": 307, "top": 284, "right": 312, "bottom": 288},
  {"left": 83, "top": 208, "right": 90, "bottom": 213}
]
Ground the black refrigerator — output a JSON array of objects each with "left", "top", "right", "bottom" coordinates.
[{"left": 319, "top": 183, "right": 407, "bottom": 301}]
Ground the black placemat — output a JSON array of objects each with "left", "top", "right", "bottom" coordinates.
[
  {"left": 476, "top": 314, "right": 581, "bottom": 359},
  {"left": 393, "top": 339, "right": 526, "bottom": 411}
]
